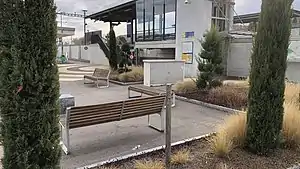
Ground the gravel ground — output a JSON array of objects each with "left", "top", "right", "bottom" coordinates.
[{"left": 98, "top": 137, "right": 300, "bottom": 169}]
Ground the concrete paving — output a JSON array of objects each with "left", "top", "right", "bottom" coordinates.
[
  {"left": 0, "top": 63, "right": 229, "bottom": 169},
  {"left": 59, "top": 80, "right": 229, "bottom": 168}
]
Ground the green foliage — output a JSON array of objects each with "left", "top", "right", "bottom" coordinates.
[
  {"left": 108, "top": 28, "right": 118, "bottom": 70},
  {"left": 196, "top": 26, "right": 224, "bottom": 90},
  {"left": 119, "top": 43, "right": 132, "bottom": 71},
  {"left": 0, "top": 0, "right": 61, "bottom": 168},
  {"left": 246, "top": 0, "right": 293, "bottom": 155}
]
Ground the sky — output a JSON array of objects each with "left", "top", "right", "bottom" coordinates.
[{"left": 54, "top": 0, "right": 300, "bottom": 40}]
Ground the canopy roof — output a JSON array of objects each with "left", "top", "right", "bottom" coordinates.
[
  {"left": 86, "top": 0, "right": 136, "bottom": 22},
  {"left": 57, "top": 27, "right": 75, "bottom": 38},
  {"left": 234, "top": 9, "right": 300, "bottom": 24}
]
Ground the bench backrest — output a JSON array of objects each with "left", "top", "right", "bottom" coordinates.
[
  {"left": 67, "top": 95, "right": 165, "bottom": 129},
  {"left": 93, "top": 68, "right": 111, "bottom": 78}
]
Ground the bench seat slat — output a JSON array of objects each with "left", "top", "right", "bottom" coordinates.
[
  {"left": 69, "top": 114, "right": 120, "bottom": 126},
  {"left": 121, "top": 110, "right": 162, "bottom": 120},
  {"left": 69, "top": 116, "right": 120, "bottom": 129},
  {"left": 70, "top": 108, "right": 122, "bottom": 117},
  {"left": 70, "top": 109, "right": 122, "bottom": 121},
  {"left": 124, "top": 100, "right": 164, "bottom": 108},
  {"left": 84, "top": 76, "right": 108, "bottom": 81},
  {"left": 124, "top": 96, "right": 165, "bottom": 104},
  {"left": 122, "top": 103, "right": 164, "bottom": 113},
  {"left": 69, "top": 108, "right": 162, "bottom": 129},
  {"left": 70, "top": 105, "right": 163, "bottom": 124},
  {"left": 66, "top": 95, "right": 165, "bottom": 130},
  {"left": 70, "top": 102, "right": 123, "bottom": 112}
]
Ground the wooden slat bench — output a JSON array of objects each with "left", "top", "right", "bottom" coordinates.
[
  {"left": 128, "top": 85, "right": 176, "bottom": 107},
  {"left": 84, "top": 68, "right": 111, "bottom": 88},
  {"left": 59, "top": 95, "right": 166, "bottom": 155}
]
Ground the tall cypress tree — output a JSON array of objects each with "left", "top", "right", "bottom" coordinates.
[
  {"left": 0, "top": 0, "right": 61, "bottom": 168},
  {"left": 246, "top": 0, "right": 293, "bottom": 154},
  {"left": 108, "top": 27, "right": 118, "bottom": 70}
]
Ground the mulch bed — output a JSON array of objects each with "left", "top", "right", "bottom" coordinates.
[
  {"left": 176, "top": 87, "right": 248, "bottom": 111},
  {"left": 99, "top": 136, "right": 300, "bottom": 169}
]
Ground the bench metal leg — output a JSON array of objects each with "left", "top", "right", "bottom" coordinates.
[
  {"left": 148, "top": 111, "right": 165, "bottom": 133},
  {"left": 96, "top": 79, "right": 109, "bottom": 89},
  {"left": 59, "top": 123, "right": 70, "bottom": 155},
  {"left": 83, "top": 77, "right": 95, "bottom": 85},
  {"left": 172, "top": 93, "right": 176, "bottom": 107},
  {"left": 128, "top": 89, "right": 143, "bottom": 99},
  {"left": 162, "top": 93, "right": 176, "bottom": 108},
  {"left": 60, "top": 127, "right": 70, "bottom": 155}
]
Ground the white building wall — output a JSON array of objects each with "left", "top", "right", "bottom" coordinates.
[
  {"left": 227, "top": 37, "right": 300, "bottom": 83},
  {"left": 70, "top": 46, "right": 80, "bottom": 60},
  {"left": 57, "top": 44, "right": 109, "bottom": 66},
  {"left": 227, "top": 38, "right": 252, "bottom": 77},
  {"left": 87, "top": 44, "right": 109, "bottom": 65},
  {"left": 175, "top": 0, "right": 235, "bottom": 77},
  {"left": 175, "top": 0, "right": 212, "bottom": 77}
]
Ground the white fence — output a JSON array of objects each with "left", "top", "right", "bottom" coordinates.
[{"left": 57, "top": 44, "right": 109, "bottom": 66}]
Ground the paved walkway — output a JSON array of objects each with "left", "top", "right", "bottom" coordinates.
[
  {"left": 58, "top": 63, "right": 108, "bottom": 82},
  {"left": 60, "top": 80, "right": 229, "bottom": 168},
  {"left": 0, "top": 62, "right": 229, "bottom": 169}
]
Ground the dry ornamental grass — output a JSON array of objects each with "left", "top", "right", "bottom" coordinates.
[
  {"left": 212, "top": 100, "right": 300, "bottom": 157},
  {"left": 171, "top": 149, "right": 191, "bottom": 165},
  {"left": 134, "top": 160, "right": 165, "bottom": 169},
  {"left": 117, "top": 66, "right": 144, "bottom": 82},
  {"left": 174, "top": 79, "right": 197, "bottom": 94}
]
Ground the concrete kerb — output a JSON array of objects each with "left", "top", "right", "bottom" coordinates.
[
  {"left": 76, "top": 133, "right": 215, "bottom": 169},
  {"left": 175, "top": 95, "right": 245, "bottom": 114}
]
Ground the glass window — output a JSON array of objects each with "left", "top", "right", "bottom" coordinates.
[
  {"left": 154, "top": 0, "right": 164, "bottom": 40},
  {"left": 211, "top": 2, "right": 227, "bottom": 32},
  {"left": 136, "top": 0, "right": 144, "bottom": 41},
  {"left": 144, "top": 0, "right": 154, "bottom": 40},
  {"left": 135, "top": 0, "right": 176, "bottom": 42},
  {"left": 164, "top": 0, "right": 176, "bottom": 40}
]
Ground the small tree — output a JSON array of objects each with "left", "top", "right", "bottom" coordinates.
[
  {"left": 119, "top": 43, "right": 132, "bottom": 72},
  {"left": 108, "top": 27, "right": 118, "bottom": 70},
  {"left": 196, "top": 26, "right": 223, "bottom": 89},
  {"left": 0, "top": 0, "right": 61, "bottom": 168},
  {"left": 246, "top": 0, "right": 293, "bottom": 154}
]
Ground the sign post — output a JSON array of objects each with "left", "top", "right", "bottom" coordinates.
[{"left": 165, "top": 84, "right": 172, "bottom": 169}]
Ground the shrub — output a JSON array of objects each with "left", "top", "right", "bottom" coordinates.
[
  {"left": 171, "top": 149, "right": 191, "bottom": 165},
  {"left": 196, "top": 26, "right": 224, "bottom": 90},
  {"left": 174, "top": 79, "right": 197, "bottom": 94},
  {"left": 206, "top": 84, "right": 248, "bottom": 110},
  {"left": 117, "top": 66, "right": 143, "bottom": 82},
  {"left": 282, "top": 102, "right": 300, "bottom": 148},
  {"left": 134, "top": 160, "right": 165, "bottom": 169},
  {"left": 0, "top": 1, "right": 61, "bottom": 168},
  {"left": 119, "top": 43, "right": 131, "bottom": 69}
]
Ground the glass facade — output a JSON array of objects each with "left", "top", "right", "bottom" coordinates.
[
  {"left": 211, "top": 2, "right": 227, "bottom": 31},
  {"left": 136, "top": 0, "right": 176, "bottom": 42}
]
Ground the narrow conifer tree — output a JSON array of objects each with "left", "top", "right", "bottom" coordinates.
[
  {"left": 108, "top": 27, "right": 118, "bottom": 70},
  {"left": 246, "top": 0, "right": 293, "bottom": 154},
  {"left": 0, "top": 0, "right": 61, "bottom": 168}
]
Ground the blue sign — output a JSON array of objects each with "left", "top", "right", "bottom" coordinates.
[{"left": 184, "top": 31, "right": 194, "bottom": 38}]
